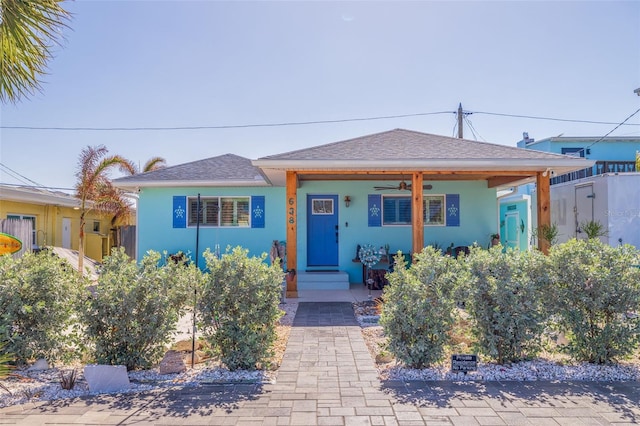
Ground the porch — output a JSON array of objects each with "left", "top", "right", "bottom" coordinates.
[{"left": 253, "top": 129, "right": 594, "bottom": 297}]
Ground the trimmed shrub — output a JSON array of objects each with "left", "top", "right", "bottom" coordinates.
[
  {"left": 380, "top": 247, "right": 463, "bottom": 368},
  {"left": 549, "top": 239, "right": 640, "bottom": 364},
  {"left": 198, "top": 246, "right": 283, "bottom": 371},
  {"left": 464, "top": 246, "right": 550, "bottom": 364},
  {"left": 82, "top": 248, "right": 197, "bottom": 370},
  {"left": 0, "top": 251, "right": 84, "bottom": 365}
]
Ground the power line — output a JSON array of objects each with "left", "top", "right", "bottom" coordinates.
[
  {"left": 552, "top": 107, "right": 640, "bottom": 158},
  {"left": 2, "top": 109, "right": 638, "bottom": 132},
  {"left": 584, "top": 107, "right": 640, "bottom": 151},
  {"left": 0, "top": 163, "right": 46, "bottom": 189},
  {"left": 472, "top": 110, "right": 640, "bottom": 126},
  {"left": 0, "top": 111, "right": 455, "bottom": 131},
  {"left": 463, "top": 115, "right": 487, "bottom": 142},
  {"left": 0, "top": 182, "right": 75, "bottom": 191}
]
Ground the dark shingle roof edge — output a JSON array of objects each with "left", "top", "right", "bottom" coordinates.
[{"left": 112, "top": 154, "right": 269, "bottom": 187}]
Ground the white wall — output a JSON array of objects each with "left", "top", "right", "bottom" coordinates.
[
  {"left": 542, "top": 173, "right": 640, "bottom": 248},
  {"left": 607, "top": 174, "right": 640, "bottom": 248}
]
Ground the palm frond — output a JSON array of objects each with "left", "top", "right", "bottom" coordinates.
[
  {"left": 142, "top": 157, "right": 166, "bottom": 173},
  {"left": 0, "top": 0, "right": 71, "bottom": 103},
  {"left": 75, "top": 147, "right": 135, "bottom": 204},
  {"left": 75, "top": 145, "right": 108, "bottom": 201}
]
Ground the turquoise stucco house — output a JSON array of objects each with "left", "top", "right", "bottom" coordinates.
[{"left": 113, "top": 129, "right": 590, "bottom": 295}]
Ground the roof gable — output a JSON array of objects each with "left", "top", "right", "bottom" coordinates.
[{"left": 112, "top": 154, "right": 268, "bottom": 188}]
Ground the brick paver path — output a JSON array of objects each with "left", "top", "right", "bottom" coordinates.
[{"left": 1, "top": 302, "right": 639, "bottom": 425}]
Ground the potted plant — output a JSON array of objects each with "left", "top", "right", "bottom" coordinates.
[{"left": 490, "top": 233, "right": 500, "bottom": 246}]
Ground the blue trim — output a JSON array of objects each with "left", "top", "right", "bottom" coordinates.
[
  {"left": 172, "top": 196, "right": 187, "bottom": 228},
  {"left": 368, "top": 194, "right": 382, "bottom": 227},
  {"left": 446, "top": 194, "right": 460, "bottom": 227},
  {"left": 251, "top": 195, "right": 265, "bottom": 228}
]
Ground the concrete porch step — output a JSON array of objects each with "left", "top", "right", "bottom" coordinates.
[{"left": 296, "top": 271, "right": 350, "bottom": 290}]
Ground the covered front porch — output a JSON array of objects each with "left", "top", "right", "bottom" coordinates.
[{"left": 253, "top": 129, "right": 593, "bottom": 297}]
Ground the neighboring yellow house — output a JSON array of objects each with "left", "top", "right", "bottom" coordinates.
[{"left": 0, "top": 185, "right": 115, "bottom": 262}]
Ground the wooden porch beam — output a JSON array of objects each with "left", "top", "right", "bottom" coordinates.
[
  {"left": 293, "top": 170, "right": 538, "bottom": 177},
  {"left": 536, "top": 171, "right": 551, "bottom": 254},
  {"left": 411, "top": 172, "right": 424, "bottom": 260},
  {"left": 285, "top": 171, "right": 298, "bottom": 297},
  {"left": 487, "top": 176, "right": 530, "bottom": 188}
]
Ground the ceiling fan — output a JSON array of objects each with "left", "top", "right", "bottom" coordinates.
[{"left": 374, "top": 180, "right": 433, "bottom": 191}]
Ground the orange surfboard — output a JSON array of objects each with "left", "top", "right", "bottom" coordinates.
[{"left": 0, "top": 233, "right": 22, "bottom": 255}]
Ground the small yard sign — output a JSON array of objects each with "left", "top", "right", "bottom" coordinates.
[
  {"left": 451, "top": 354, "right": 478, "bottom": 372},
  {"left": 0, "top": 232, "right": 22, "bottom": 255}
]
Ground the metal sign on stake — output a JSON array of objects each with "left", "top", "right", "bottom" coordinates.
[{"left": 192, "top": 194, "right": 201, "bottom": 369}]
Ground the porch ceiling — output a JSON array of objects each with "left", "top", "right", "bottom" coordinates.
[
  {"left": 266, "top": 169, "right": 541, "bottom": 189},
  {"left": 297, "top": 172, "right": 535, "bottom": 188}
]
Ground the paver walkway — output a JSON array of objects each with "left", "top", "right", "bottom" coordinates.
[{"left": 1, "top": 302, "right": 639, "bottom": 425}]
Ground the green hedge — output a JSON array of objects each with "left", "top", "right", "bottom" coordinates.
[
  {"left": 0, "top": 251, "right": 84, "bottom": 365},
  {"left": 381, "top": 240, "right": 640, "bottom": 366},
  {"left": 82, "top": 248, "right": 195, "bottom": 370},
  {"left": 549, "top": 239, "right": 640, "bottom": 364},
  {"left": 464, "top": 246, "right": 550, "bottom": 364},
  {"left": 198, "top": 246, "right": 283, "bottom": 371},
  {"left": 380, "top": 247, "right": 463, "bottom": 368}
]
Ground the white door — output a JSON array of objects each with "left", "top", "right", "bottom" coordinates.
[
  {"left": 575, "top": 184, "right": 594, "bottom": 240},
  {"left": 62, "top": 218, "right": 71, "bottom": 248},
  {"left": 505, "top": 212, "right": 520, "bottom": 250}
]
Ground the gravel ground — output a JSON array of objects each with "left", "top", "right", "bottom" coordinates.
[
  {"left": 2, "top": 300, "right": 639, "bottom": 409},
  {"left": 0, "top": 302, "right": 298, "bottom": 409},
  {"left": 353, "top": 301, "right": 640, "bottom": 383}
]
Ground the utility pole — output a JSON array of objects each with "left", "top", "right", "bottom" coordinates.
[{"left": 457, "top": 103, "right": 463, "bottom": 139}]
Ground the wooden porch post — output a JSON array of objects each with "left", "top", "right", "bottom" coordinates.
[
  {"left": 411, "top": 172, "right": 424, "bottom": 260},
  {"left": 536, "top": 171, "right": 551, "bottom": 254},
  {"left": 285, "top": 171, "right": 298, "bottom": 297}
]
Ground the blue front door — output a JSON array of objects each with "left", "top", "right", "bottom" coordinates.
[{"left": 307, "top": 195, "right": 339, "bottom": 266}]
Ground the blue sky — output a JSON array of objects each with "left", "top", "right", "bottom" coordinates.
[{"left": 1, "top": 0, "right": 639, "bottom": 191}]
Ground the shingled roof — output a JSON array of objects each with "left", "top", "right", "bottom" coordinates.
[
  {"left": 112, "top": 154, "right": 268, "bottom": 189},
  {"left": 258, "top": 129, "right": 573, "bottom": 162},
  {"left": 252, "top": 129, "right": 593, "bottom": 187},
  {"left": 113, "top": 129, "right": 593, "bottom": 190}
]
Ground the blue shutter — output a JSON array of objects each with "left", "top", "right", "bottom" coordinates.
[
  {"left": 173, "top": 196, "right": 187, "bottom": 228},
  {"left": 446, "top": 194, "right": 460, "bottom": 227},
  {"left": 368, "top": 194, "right": 382, "bottom": 227},
  {"left": 251, "top": 195, "right": 265, "bottom": 228}
]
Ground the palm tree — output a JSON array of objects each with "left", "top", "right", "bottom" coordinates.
[
  {"left": 108, "top": 156, "right": 166, "bottom": 236},
  {"left": 1, "top": 0, "right": 71, "bottom": 103},
  {"left": 75, "top": 145, "right": 135, "bottom": 275}
]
